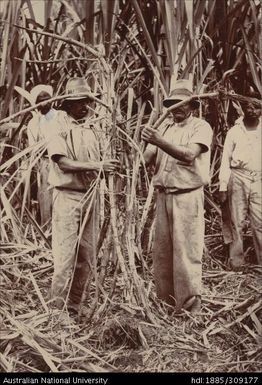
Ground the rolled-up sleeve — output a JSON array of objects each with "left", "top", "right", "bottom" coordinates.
[
  {"left": 219, "top": 130, "right": 234, "bottom": 191},
  {"left": 190, "top": 120, "right": 213, "bottom": 152},
  {"left": 46, "top": 133, "right": 68, "bottom": 161}
]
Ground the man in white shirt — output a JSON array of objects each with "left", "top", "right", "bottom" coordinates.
[
  {"left": 27, "top": 85, "right": 54, "bottom": 145},
  {"left": 27, "top": 85, "right": 55, "bottom": 226},
  {"left": 219, "top": 102, "right": 262, "bottom": 269},
  {"left": 142, "top": 79, "right": 213, "bottom": 314}
]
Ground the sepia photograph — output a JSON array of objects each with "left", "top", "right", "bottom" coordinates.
[{"left": 0, "top": 0, "right": 261, "bottom": 380}]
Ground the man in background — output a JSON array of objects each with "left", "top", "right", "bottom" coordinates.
[
  {"left": 219, "top": 101, "right": 262, "bottom": 269},
  {"left": 27, "top": 85, "right": 54, "bottom": 226}
]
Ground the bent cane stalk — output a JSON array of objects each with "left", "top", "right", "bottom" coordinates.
[
  {"left": 152, "top": 92, "right": 261, "bottom": 131},
  {"left": 0, "top": 93, "right": 111, "bottom": 124}
]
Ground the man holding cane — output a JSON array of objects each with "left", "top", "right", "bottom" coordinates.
[
  {"left": 142, "top": 79, "right": 213, "bottom": 314},
  {"left": 46, "top": 77, "right": 119, "bottom": 320}
]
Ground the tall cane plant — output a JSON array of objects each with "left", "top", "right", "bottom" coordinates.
[{"left": 0, "top": 0, "right": 261, "bottom": 322}]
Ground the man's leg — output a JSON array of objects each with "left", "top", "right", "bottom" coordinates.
[
  {"left": 69, "top": 193, "right": 99, "bottom": 308},
  {"left": 169, "top": 188, "right": 204, "bottom": 311},
  {"left": 51, "top": 190, "right": 81, "bottom": 308},
  {"left": 227, "top": 172, "right": 249, "bottom": 269},
  {"left": 152, "top": 192, "right": 175, "bottom": 306},
  {"left": 249, "top": 177, "right": 262, "bottom": 265}
]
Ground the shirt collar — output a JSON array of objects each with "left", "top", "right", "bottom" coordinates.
[
  {"left": 67, "top": 115, "right": 86, "bottom": 127},
  {"left": 40, "top": 108, "right": 56, "bottom": 122},
  {"left": 45, "top": 108, "right": 56, "bottom": 120},
  {"left": 175, "top": 114, "right": 193, "bottom": 127}
]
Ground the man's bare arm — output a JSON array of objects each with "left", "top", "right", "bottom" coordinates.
[
  {"left": 142, "top": 126, "right": 204, "bottom": 163},
  {"left": 54, "top": 156, "right": 119, "bottom": 173}
]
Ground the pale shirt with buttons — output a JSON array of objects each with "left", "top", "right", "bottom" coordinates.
[
  {"left": 47, "top": 115, "right": 101, "bottom": 191},
  {"left": 219, "top": 117, "right": 262, "bottom": 191},
  {"left": 146, "top": 115, "right": 213, "bottom": 191}
]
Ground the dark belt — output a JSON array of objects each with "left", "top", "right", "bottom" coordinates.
[
  {"left": 156, "top": 186, "right": 201, "bottom": 194},
  {"left": 55, "top": 187, "right": 87, "bottom": 193}
]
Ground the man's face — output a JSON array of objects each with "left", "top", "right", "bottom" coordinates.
[
  {"left": 67, "top": 98, "right": 90, "bottom": 120},
  {"left": 171, "top": 102, "right": 192, "bottom": 123},
  {"left": 242, "top": 103, "right": 261, "bottom": 120},
  {"left": 36, "top": 92, "right": 52, "bottom": 115}
]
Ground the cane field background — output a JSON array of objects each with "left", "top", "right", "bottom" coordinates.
[{"left": 0, "top": 0, "right": 261, "bottom": 373}]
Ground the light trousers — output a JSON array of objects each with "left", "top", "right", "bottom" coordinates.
[
  {"left": 152, "top": 188, "right": 204, "bottom": 310},
  {"left": 226, "top": 169, "right": 262, "bottom": 267},
  {"left": 51, "top": 188, "right": 98, "bottom": 308}
]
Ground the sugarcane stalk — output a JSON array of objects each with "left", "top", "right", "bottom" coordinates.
[
  {"left": 128, "top": 108, "right": 157, "bottom": 211},
  {"left": 121, "top": 108, "right": 158, "bottom": 323},
  {"left": 106, "top": 69, "right": 130, "bottom": 287},
  {"left": 153, "top": 91, "right": 261, "bottom": 131},
  {"left": 108, "top": 175, "right": 129, "bottom": 285},
  {"left": 0, "top": 93, "right": 110, "bottom": 125},
  {"left": 2, "top": 90, "right": 259, "bottom": 127},
  {"left": 9, "top": 22, "right": 105, "bottom": 60}
]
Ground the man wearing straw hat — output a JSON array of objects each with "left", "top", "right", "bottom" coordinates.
[
  {"left": 142, "top": 79, "right": 213, "bottom": 314},
  {"left": 46, "top": 77, "right": 119, "bottom": 320}
]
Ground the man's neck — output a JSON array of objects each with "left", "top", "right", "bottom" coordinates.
[
  {"left": 175, "top": 114, "right": 193, "bottom": 127},
  {"left": 243, "top": 117, "right": 260, "bottom": 131}
]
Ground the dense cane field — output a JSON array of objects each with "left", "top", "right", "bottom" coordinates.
[{"left": 0, "top": 0, "right": 261, "bottom": 374}]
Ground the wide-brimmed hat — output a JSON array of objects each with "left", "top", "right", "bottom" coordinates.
[
  {"left": 65, "top": 77, "right": 96, "bottom": 100},
  {"left": 14, "top": 84, "right": 53, "bottom": 105},
  {"left": 163, "top": 79, "right": 199, "bottom": 109},
  {"left": 31, "top": 85, "right": 53, "bottom": 104}
]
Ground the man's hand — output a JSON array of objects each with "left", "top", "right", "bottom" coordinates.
[
  {"left": 141, "top": 126, "right": 162, "bottom": 145},
  {"left": 55, "top": 156, "right": 120, "bottom": 174},
  {"left": 218, "top": 191, "right": 228, "bottom": 204},
  {"left": 100, "top": 159, "right": 120, "bottom": 173}
]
